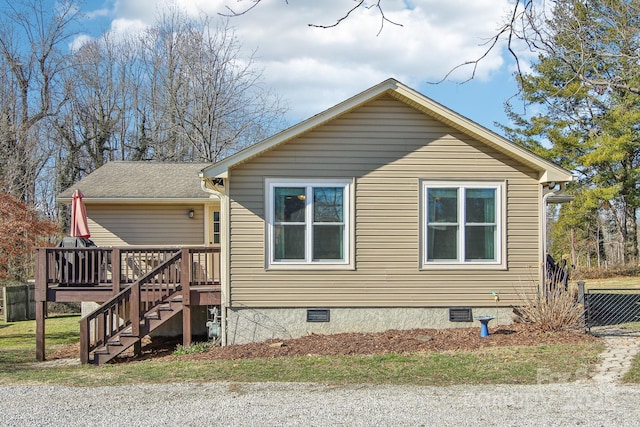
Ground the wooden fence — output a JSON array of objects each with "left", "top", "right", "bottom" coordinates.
[{"left": 2, "top": 283, "right": 35, "bottom": 322}]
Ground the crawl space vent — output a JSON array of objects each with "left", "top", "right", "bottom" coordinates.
[
  {"left": 307, "top": 309, "right": 330, "bottom": 322},
  {"left": 449, "top": 307, "right": 473, "bottom": 322}
]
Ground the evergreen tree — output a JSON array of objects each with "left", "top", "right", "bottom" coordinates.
[{"left": 503, "top": 0, "right": 640, "bottom": 265}]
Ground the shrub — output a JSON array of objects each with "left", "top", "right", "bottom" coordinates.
[
  {"left": 513, "top": 284, "right": 584, "bottom": 332},
  {"left": 0, "top": 189, "right": 59, "bottom": 282},
  {"left": 48, "top": 302, "right": 81, "bottom": 314},
  {"left": 173, "top": 341, "right": 214, "bottom": 356}
]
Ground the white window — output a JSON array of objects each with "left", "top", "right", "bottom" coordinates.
[
  {"left": 212, "top": 211, "right": 220, "bottom": 244},
  {"left": 423, "top": 182, "right": 504, "bottom": 267},
  {"left": 266, "top": 179, "right": 351, "bottom": 267}
]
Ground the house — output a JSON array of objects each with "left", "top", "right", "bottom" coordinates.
[
  {"left": 35, "top": 78, "right": 573, "bottom": 363},
  {"left": 200, "top": 78, "right": 573, "bottom": 345},
  {"left": 55, "top": 162, "right": 220, "bottom": 338}
]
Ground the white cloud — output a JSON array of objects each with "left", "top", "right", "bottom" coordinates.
[
  {"left": 108, "top": 17, "right": 149, "bottom": 37},
  {"left": 69, "top": 34, "right": 93, "bottom": 52},
  {"left": 83, "top": 6, "right": 111, "bottom": 20},
  {"left": 82, "top": 0, "right": 515, "bottom": 123}
]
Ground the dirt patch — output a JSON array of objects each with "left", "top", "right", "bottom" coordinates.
[{"left": 47, "top": 324, "right": 598, "bottom": 363}]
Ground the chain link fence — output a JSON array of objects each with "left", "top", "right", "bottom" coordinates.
[{"left": 582, "top": 285, "right": 640, "bottom": 331}]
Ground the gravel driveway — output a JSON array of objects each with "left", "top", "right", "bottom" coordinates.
[{"left": 2, "top": 381, "right": 640, "bottom": 426}]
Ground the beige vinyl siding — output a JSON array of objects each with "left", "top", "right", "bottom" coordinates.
[
  {"left": 228, "top": 95, "right": 541, "bottom": 308},
  {"left": 86, "top": 204, "right": 207, "bottom": 247}
]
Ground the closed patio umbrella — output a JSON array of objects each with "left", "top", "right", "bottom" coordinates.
[{"left": 71, "top": 189, "right": 90, "bottom": 238}]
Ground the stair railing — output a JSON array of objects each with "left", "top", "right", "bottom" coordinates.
[{"left": 79, "top": 250, "right": 184, "bottom": 364}]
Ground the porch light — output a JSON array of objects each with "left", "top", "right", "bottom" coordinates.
[{"left": 188, "top": 209, "right": 195, "bottom": 219}]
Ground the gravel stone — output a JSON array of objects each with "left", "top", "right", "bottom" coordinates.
[
  {"left": 1, "top": 381, "right": 639, "bottom": 426},
  {"left": 4, "top": 326, "right": 638, "bottom": 426}
]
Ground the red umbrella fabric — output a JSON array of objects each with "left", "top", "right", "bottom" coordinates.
[{"left": 70, "top": 189, "right": 91, "bottom": 238}]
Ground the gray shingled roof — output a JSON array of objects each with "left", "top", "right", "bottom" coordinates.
[{"left": 57, "top": 161, "right": 213, "bottom": 202}]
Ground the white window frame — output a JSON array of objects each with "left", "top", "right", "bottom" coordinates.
[
  {"left": 421, "top": 180, "right": 506, "bottom": 269},
  {"left": 266, "top": 178, "right": 353, "bottom": 270}
]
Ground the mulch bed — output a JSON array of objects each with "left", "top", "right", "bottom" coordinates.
[{"left": 47, "top": 323, "right": 598, "bottom": 363}]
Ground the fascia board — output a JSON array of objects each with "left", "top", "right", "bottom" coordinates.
[{"left": 57, "top": 197, "right": 218, "bottom": 205}]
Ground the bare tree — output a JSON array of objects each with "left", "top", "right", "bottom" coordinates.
[
  {"left": 170, "top": 20, "right": 286, "bottom": 161},
  {"left": 0, "top": 0, "right": 79, "bottom": 203},
  {"left": 0, "top": 0, "right": 288, "bottom": 218},
  {"left": 138, "top": 7, "right": 287, "bottom": 162},
  {"left": 54, "top": 33, "right": 134, "bottom": 192}
]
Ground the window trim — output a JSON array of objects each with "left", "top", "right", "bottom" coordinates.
[
  {"left": 265, "top": 178, "right": 354, "bottom": 270},
  {"left": 420, "top": 180, "right": 506, "bottom": 270}
]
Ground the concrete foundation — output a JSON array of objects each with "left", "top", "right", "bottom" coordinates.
[{"left": 225, "top": 306, "right": 514, "bottom": 345}]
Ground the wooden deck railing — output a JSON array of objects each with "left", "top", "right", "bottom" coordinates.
[
  {"left": 35, "top": 246, "right": 220, "bottom": 291},
  {"left": 79, "top": 250, "right": 184, "bottom": 364},
  {"left": 34, "top": 246, "right": 221, "bottom": 362}
]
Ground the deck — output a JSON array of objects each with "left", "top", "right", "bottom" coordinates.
[{"left": 34, "top": 246, "right": 221, "bottom": 364}]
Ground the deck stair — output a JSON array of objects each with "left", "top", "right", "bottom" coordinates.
[
  {"left": 80, "top": 250, "right": 188, "bottom": 365},
  {"left": 92, "top": 295, "right": 184, "bottom": 365}
]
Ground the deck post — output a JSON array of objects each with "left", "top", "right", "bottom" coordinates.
[
  {"left": 79, "top": 317, "right": 89, "bottom": 364},
  {"left": 35, "top": 301, "right": 46, "bottom": 361},
  {"left": 181, "top": 248, "right": 191, "bottom": 347},
  {"left": 111, "top": 248, "right": 121, "bottom": 295},
  {"left": 131, "top": 283, "right": 140, "bottom": 337},
  {"left": 34, "top": 248, "right": 47, "bottom": 362},
  {"left": 182, "top": 305, "right": 192, "bottom": 347}
]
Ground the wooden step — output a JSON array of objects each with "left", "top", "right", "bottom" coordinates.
[
  {"left": 90, "top": 301, "right": 184, "bottom": 365},
  {"left": 86, "top": 277, "right": 187, "bottom": 365},
  {"left": 94, "top": 335, "right": 141, "bottom": 365}
]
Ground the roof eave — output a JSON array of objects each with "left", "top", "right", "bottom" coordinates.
[{"left": 57, "top": 197, "right": 218, "bottom": 205}]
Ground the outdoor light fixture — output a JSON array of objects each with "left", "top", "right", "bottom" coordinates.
[{"left": 188, "top": 209, "right": 195, "bottom": 219}]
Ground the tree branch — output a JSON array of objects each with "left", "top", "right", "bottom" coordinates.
[
  {"left": 220, "top": 0, "right": 275, "bottom": 18},
  {"left": 221, "top": 0, "right": 402, "bottom": 36},
  {"left": 307, "top": 1, "right": 402, "bottom": 36}
]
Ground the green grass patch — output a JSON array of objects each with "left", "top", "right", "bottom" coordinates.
[
  {"left": 583, "top": 276, "right": 640, "bottom": 289},
  {"left": 173, "top": 341, "right": 214, "bottom": 355},
  {"left": 0, "top": 315, "right": 613, "bottom": 387},
  {"left": 0, "top": 314, "right": 80, "bottom": 370},
  {"left": 625, "top": 355, "right": 640, "bottom": 383}
]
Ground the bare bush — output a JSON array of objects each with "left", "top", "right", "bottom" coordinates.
[{"left": 513, "top": 284, "right": 584, "bottom": 332}]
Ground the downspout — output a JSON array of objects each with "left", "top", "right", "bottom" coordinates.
[
  {"left": 200, "top": 176, "right": 230, "bottom": 346},
  {"left": 541, "top": 182, "right": 573, "bottom": 293},
  {"left": 541, "top": 184, "right": 556, "bottom": 291}
]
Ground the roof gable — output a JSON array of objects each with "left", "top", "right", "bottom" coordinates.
[{"left": 201, "top": 78, "right": 572, "bottom": 184}]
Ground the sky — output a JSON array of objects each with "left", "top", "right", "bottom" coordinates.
[{"left": 77, "top": 0, "right": 525, "bottom": 135}]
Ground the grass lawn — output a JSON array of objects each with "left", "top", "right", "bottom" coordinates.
[
  {"left": 0, "top": 315, "right": 607, "bottom": 387},
  {"left": 625, "top": 355, "right": 640, "bottom": 383},
  {"left": 583, "top": 276, "right": 640, "bottom": 289},
  {"left": 0, "top": 314, "right": 80, "bottom": 367}
]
